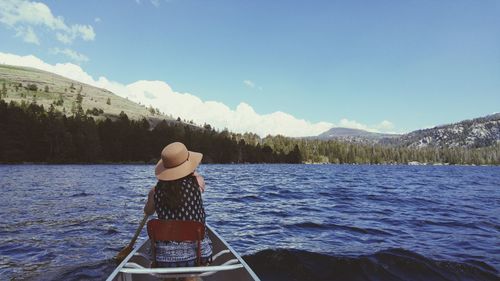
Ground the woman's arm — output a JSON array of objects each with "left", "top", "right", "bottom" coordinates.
[
  {"left": 193, "top": 171, "right": 206, "bottom": 192},
  {"left": 144, "top": 186, "right": 156, "bottom": 215}
]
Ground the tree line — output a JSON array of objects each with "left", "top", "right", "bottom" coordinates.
[
  {"left": 0, "top": 100, "right": 301, "bottom": 163},
  {"left": 259, "top": 135, "right": 500, "bottom": 165},
  {"left": 0, "top": 99, "right": 498, "bottom": 165}
]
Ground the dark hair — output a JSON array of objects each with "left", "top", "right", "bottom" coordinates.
[{"left": 155, "top": 173, "right": 194, "bottom": 209}]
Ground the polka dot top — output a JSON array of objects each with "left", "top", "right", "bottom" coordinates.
[{"left": 154, "top": 176, "right": 206, "bottom": 223}]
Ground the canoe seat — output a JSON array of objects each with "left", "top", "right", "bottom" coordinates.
[{"left": 147, "top": 219, "right": 205, "bottom": 268}]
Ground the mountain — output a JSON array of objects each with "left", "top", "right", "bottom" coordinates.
[
  {"left": 385, "top": 113, "right": 500, "bottom": 148},
  {"left": 316, "top": 114, "right": 500, "bottom": 149},
  {"left": 314, "top": 127, "right": 399, "bottom": 143},
  {"left": 0, "top": 64, "right": 168, "bottom": 121}
]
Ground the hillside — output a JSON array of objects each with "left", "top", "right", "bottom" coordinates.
[
  {"left": 385, "top": 113, "right": 500, "bottom": 148},
  {"left": 1, "top": 64, "right": 498, "bottom": 154},
  {"left": 316, "top": 127, "right": 399, "bottom": 143},
  {"left": 316, "top": 115, "right": 500, "bottom": 149},
  {"left": 0, "top": 64, "right": 168, "bottom": 121}
]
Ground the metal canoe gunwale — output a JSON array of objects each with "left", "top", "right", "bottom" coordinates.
[{"left": 106, "top": 223, "right": 260, "bottom": 281}]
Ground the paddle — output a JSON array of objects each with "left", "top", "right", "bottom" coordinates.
[{"left": 115, "top": 214, "right": 149, "bottom": 262}]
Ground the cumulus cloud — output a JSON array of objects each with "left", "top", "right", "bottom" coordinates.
[
  {"left": 0, "top": 52, "right": 397, "bottom": 137},
  {"left": 338, "top": 118, "right": 397, "bottom": 134},
  {"left": 123, "top": 81, "right": 333, "bottom": 136},
  {"left": 376, "top": 120, "right": 394, "bottom": 131},
  {"left": 50, "top": 48, "right": 89, "bottom": 63},
  {"left": 0, "top": 0, "right": 95, "bottom": 44},
  {"left": 338, "top": 118, "right": 371, "bottom": 131}
]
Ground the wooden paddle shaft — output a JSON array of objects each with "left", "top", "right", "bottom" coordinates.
[{"left": 129, "top": 214, "right": 148, "bottom": 247}]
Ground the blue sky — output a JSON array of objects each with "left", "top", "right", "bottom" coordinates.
[{"left": 0, "top": 0, "right": 499, "bottom": 136}]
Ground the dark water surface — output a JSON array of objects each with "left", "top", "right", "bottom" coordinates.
[{"left": 0, "top": 164, "right": 499, "bottom": 280}]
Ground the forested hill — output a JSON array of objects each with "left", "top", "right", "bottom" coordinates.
[
  {"left": 0, "top": 64, "right": 498, "bottom": 165},
  {"left": 315, "top": 114, "right": 500, "bottom": 149},
  {"left": 314, "top": 127, "right": 399, "bottom": 143},
  {"left": 0, "top": 64, "right": 167, "bottom": 121},
  {"left": 383, "top": 113, "right": 500, "bottom": 148},
  {"left": 0, "top": 100, "right": 302, "bottom": 163},
  {"left": 0, "top": 64, "right": 301, "bottom": 163},
  {"left": 1, "top": 97, "right": 498, "bottom": 165}
]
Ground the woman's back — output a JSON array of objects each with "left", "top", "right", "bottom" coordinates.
[
  {"left": 154, "top": 175, "right": 206, "bottom": 223},
  {"left": 143, "top": 142, "right": 212, "bottom": 269}
]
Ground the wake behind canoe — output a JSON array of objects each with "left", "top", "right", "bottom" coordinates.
[{"left": 107, "top": 224, "right": 260, "bottom": 281}]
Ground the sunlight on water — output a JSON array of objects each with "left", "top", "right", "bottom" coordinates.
[{"left": 0, "top": 164, "right": 499, "bottom": 280}]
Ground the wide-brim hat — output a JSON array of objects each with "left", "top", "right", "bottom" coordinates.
[{"left": 155, "top": 142, "right": 203, "bottom": 181}]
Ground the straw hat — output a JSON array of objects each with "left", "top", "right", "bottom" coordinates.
[{"left": 155, "top": 142, "right": 203, "bottom": 181}]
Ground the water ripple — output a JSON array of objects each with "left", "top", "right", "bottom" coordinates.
[{"left": 0, "top": 164, "right": 499, "bottom": 280}]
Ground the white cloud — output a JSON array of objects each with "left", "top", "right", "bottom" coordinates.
[
  {"left": 243, "top": 79, "right": 262, "bottom": 90},
  {"left": 55, "top": 32, "right": 71, "bottom": 44},
  {"left": 72, "top": 24, "right": 94, "bottom": 41},
  {"left": 151, "top": 0, "right": 160, "bottom": 7},
  {"left": 135, "top": 0, "right": 166, "bottom": 7},
  {"left": 0, "top": 52, "right": 398, "bottom": 137},
  {"left": 0, "top": 52, "right": 96, "bottom": 84},
  {"left": 243, "top": 80, "right": 255, "bottom": 88},
  {"left": 94, "top": 17, "right": 101, "bottom": 23},
  {"left": 338, "top": 118, "right": 397, "bottom": 134},
  {"left": 124, "top": 81, "right": 333, "bottom": 136},
  {"left": 51, "top": 48, "right": 89, "bottom": 63},
  {"left": 15, "top": 25, "right": 39, "bottom": 44},
  {"left": 376, "top": 120, "right": 394, "bottom": 131},
  {"left": 0, "top": 0, "right": 95, "bottom": 44},
  {"left": 338, "top": 118, "right": 371, "bottom": 131}
]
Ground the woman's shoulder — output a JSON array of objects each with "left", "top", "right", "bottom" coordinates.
[{"left": 181, "top": 175, "right": 198, "bottom": 187}]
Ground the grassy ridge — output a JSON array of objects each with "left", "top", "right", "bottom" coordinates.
[{"left": 0, "top": 64, "right": 165, "bottom": 121}]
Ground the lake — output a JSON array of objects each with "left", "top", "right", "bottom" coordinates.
[{"left": 0, "top": 164, "right": 499, "bottom": 280}]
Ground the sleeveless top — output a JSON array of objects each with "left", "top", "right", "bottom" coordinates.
[
  {"left": 154, "top": 176, "right": 205, "bottom": 222},
  {"left": 153, "top": 176, "right": 212, "bottom": 266}
]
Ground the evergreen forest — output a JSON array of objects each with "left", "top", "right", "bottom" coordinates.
[
  {"left": 0, "top": 99, "right": 498, "bottom": 165},
  {"left": 0, "top": 100, "right": 301, "bottom": 163}
]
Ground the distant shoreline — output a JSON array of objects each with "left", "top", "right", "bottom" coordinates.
[{"left": 0, "top": 162, "right": 497, "bottom": 166}]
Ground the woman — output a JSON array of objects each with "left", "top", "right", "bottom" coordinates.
[{"left": 144, "top": 142, "right": 213, "bottom": 268}]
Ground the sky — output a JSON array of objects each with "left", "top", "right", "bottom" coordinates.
[{"left": 0, "top": 0, "right": 499, "bottom": 137}]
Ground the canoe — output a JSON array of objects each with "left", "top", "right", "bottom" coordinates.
[{"left": 106, "top": 223, "right": 261, "bottom": 281}]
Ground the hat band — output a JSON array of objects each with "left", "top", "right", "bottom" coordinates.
[{"left": 165, "top": 153, "right": 189, "bottom": 168}]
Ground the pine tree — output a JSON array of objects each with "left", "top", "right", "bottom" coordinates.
[
  {"left": 76, "top": 92, "right": 83, "bottom": 105},
  {"left": 71, "top": 102, "right": 76, "bottom": 115},
  {"left": 56, "top": 93, "right": 64, "bottom": 106},
  {"left": 1, "top": 82, "right": 6, "bottom": 98}
]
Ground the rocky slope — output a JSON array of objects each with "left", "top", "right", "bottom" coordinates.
[
  {"left": 317, "top": 114, "right": 500, "bottom": 149},
  {"left": 385, "top": 113, "right": 500, "bottom": 148}
]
